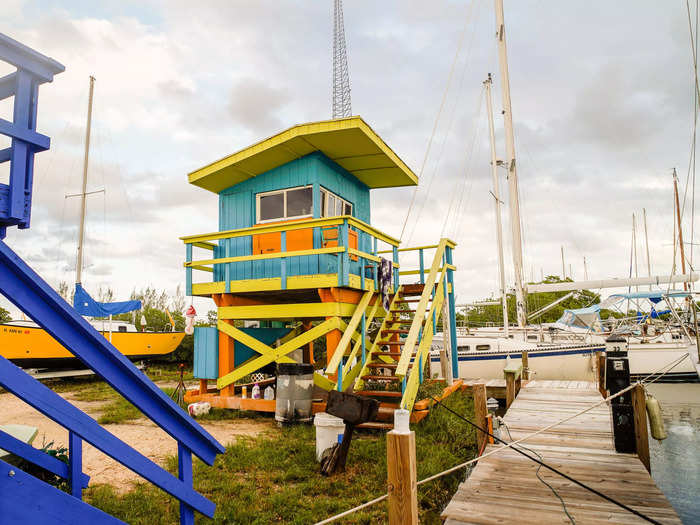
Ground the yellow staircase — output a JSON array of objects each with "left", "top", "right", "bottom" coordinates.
[{"left": 324, "top": 239, "right": 453, "bottom": 429}]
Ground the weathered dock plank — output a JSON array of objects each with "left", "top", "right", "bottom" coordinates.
[{"left": 442, "top": 380, "right": 681, "bottom": 524}]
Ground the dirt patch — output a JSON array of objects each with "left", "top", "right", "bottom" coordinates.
[{"left": 0, "top": 391, "right": 274, "bottom": 491}]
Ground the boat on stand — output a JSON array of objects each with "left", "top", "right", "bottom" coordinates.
[{"left": 0, "top": 76, "right": 184, "bottom": 369}]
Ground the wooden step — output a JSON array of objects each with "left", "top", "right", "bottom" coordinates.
[
  {"left": 371, "top": 351, "right": 416, "bottom": 358},
  {"left": 390, "top": 309, "right": 416, "bottom": 313},
  {"left": 357, "top": 422, "right": 393, "bottom": 430},
  {"left": 401, "top": 284, "right": 426, "bottom": 295},
  {"left": 377, "top": 341, "right": 404, "bottom": 346},
  {"left": 382, "top": 329, "right": 410, "bottom": 335},
  {"left": 361, "top": 374, "right": 401, "bottom": 381},
  {"left": 366, "top": 362, "right": 398, "bottom": 369},
  {"left": 354, "top": 390, "right": 403, "bottom": 398},
  {"left": 394, "top": 299, "right": 420, "bottom": 303}
]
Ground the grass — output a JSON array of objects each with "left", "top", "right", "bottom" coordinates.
[{"left": 84, "top": 389, "right": 477, "bottom": 524}]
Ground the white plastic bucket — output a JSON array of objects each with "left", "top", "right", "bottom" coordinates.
[{"left": 313, "top": 412, "right": 345, "bottom": 462}]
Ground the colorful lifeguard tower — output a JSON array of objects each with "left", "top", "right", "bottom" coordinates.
[{"left": 183, "top": 117, "right": 458, "bottom": 423}]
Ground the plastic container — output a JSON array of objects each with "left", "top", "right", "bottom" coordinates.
[
  {"left": 314, "top": 412, "right": 346, "bottom": 461},
  {"left": 275, "top": 363, "right": 314, "bottom": 424},
  {"left": 252, "top": 383, "right": 261, "bottom": 399},
  {"left": 264, "top": 386, "right": 275, "bottom": 400}
]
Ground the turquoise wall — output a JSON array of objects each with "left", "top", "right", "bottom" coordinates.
[{"left": 213, "top": 152, "right": 373, "bottom": 283}]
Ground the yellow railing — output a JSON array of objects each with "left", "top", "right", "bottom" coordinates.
[
  {"left": 395, "top": 239, "right": 450, "bottom": 378},
  {"left": 182, "top": 216, "right": 401, "bottom": 294}
]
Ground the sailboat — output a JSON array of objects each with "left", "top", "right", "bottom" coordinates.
[
  {"left": 430, "top": 0, "right": 700, "bottom": 382},
  {"left": 0, "top": 76, "right": 184, "bottom": 368}
]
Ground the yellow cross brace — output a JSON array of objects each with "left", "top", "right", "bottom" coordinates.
[
  {"left": 217, "top": 318, "right": 341, "bottom": 389},
  {"left": 325, "top": 290, "right": 373, "bottom": 374}
]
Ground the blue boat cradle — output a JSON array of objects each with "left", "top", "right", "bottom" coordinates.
[{"left": 0, "top": 32, "right": 225, "bottom": 524}]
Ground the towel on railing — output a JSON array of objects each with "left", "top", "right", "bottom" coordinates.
[{"left": 379, "top": 257, "right": 393, "bottom": 311}]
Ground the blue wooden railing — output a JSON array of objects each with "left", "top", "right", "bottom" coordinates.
[{"left": 0, "top": 32, "right": 224, "bottom": 524}]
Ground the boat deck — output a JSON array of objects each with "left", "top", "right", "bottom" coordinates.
[{"left": 442, "top": 380, "right": 681, "bottom": 524}]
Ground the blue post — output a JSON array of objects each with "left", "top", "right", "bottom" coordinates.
[
  {"left": 341, "top": 220, "right": 350, "bottom": 286},
  {"left": 392, "top": 245, "right": 399, "bottom": 291},
  {"left": 224, "top": 240, "right": 230, "bottom": 293},
  {"left": 361, "top": 312, "right": 366, "bottom": 365},
  {"left": 445, "top": 246, "right": 459, "bottom": 379},
  {"left": 280, "top": 231, "right": 287, "bottom": 290},
  {"left": 186, "top": 244, "right": 192, "bottom": 296},
  {"left": 419, "top": 248, "right": 425, "bottom": 284},
  {"left": 178, "top": 443, "right": 195, "bottom": 525},
  {"left": 69, "top": 431, "right": 82, "bottom": 499},
  {"left": 418, "top": 325, "right": 423, "bottom": 384},
  {"left": 337, "top": 357, "right": 344, "bottom": 391}
]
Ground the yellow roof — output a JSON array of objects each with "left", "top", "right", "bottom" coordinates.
[{"left": 188, "top": 116, "right": 418, "bottom": 193}]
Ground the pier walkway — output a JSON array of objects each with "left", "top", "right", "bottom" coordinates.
[{"left": 442, "top": 380, "right": 681, "bottom": 524}]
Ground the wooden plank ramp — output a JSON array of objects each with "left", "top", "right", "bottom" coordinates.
[{"left": 442, "top": 380, "right": 681, "bottom": 524}]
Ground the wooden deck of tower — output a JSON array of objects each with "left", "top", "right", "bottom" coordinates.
[{"left": 442, "top": 380, "right": 682, "bottom": 524}]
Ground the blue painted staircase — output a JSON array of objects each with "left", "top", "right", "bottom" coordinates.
[{"left": 0, "top": 32, "right": 225, "bottom": 524}]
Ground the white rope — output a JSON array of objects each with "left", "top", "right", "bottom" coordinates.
[{"left": 313, "top": 353, "right": 689, "bottom": 525}]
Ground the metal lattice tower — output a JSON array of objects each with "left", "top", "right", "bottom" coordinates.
[{"left": 332, "top": 0, "right": 352, "bottom": 118}]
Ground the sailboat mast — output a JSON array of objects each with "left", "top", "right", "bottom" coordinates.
[
  {"left": 495, "top": 0, "right": 527, "bottom": 328},
  {"left": 76, "top": 76, "right": 95, "bottom": 285},
  {"left": 673, "top": 168, "right": 689, "bottom": 291},
  {"left": 484, "top": 73, "right": 509, "bottom": 336},
  {"left": 643, "top": 207, "right": 651, "bottom": 290},
  {"left": 633, "top": 213, "right": 639, "bottom": 292}
]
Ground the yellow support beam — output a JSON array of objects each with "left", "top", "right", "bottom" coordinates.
[
  {"left": 314, "top": 372, "right": 336, "bottom": 391},
  {"left": 218, "top": 302, "right": 359, "bottom": 320},
  {"left": 326, "top": 291, "right": 373, "bottom": 374},
  {"left": 192, "top": 241, "right": 216, "bottom": 251},
  {"left": 217, "top": 318, "right": 341, "bottom": 388}
]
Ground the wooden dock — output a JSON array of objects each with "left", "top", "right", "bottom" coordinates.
[{"left": 442, "top": 380, "right": 681, "bottom": 524}]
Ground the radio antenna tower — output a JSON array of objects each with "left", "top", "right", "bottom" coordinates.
[{"left": 332, "top": 0, "right": 352, "bottom": 118}]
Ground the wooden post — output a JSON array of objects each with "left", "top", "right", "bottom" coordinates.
[
  {"left": 596, "top": 351, "right": 606, "bottom": 398},
  {"left": 387, "top": 429, "right": 418, "bottom": 525},
  {"left": 198, "top": 379, "right": 208, "bottom": 395},
  {"left": 504, "top": 371, "right": 517, "bottom": 410},
  {"left": 631, "top": 383, "right": 651, "bottom": 473},
  {"left": 521, "top": 350, "right": 529, "bottom": 380},
  {"left": 473, "top": 382, "right": 488, "bottom": 453}
]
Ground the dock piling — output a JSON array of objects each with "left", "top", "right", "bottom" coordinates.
[
  {"left": 631, "top": 383, "right": 651, "bottom": 473},
  {"left": 472, "top": 383, "right": 488, "bottom": 453},
  {"left": 387, "top": 424, "right": 418, "bottom": 524}
]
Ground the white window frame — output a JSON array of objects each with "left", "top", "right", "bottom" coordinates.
[
  {"left": 320, "top": 187, "right": 353, "bottom": 218},
  {"left": 256, "top": 185, "right": 313, "bottom": 223}
]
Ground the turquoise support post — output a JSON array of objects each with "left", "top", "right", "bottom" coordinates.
[
  {"left": 341, "top": 220, "right": 350, "bottom": 286},
  {"left": 185, "top": 244, "right": 192, "bottom": 296},
  {"left": 337, "top": 357, "right": 343, "bottom": 391},
  {"left": 418, "top": 325, "right": 424, "bottom": 383},
  {"left": 280, "top": 231, "right": 287, "bottom": 290},
  {"left": 445, "top": 246, "right": 459, "bottom": 379},
  {"left": 419, "top": 248, "right": 425, "bottom": 284},
  {"left": 69, "top": 431, "right": 82, "bottom": 499},
  {"left": 392, "top": 246, "right": 399, "bottom": 290},
  {"left": 224, "top": 240, "right": 230, "bottom": 293}
]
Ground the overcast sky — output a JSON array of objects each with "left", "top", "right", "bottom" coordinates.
[{"left": 2, "top": 0, "right": 698, "bottom": 318}]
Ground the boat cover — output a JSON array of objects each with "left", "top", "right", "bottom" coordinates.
[
  {"left": 73, "top": 283, "right": 142, "bottom": 317},
  {"left": 556, "top": 304, "right": 603, "bottom": 332}
]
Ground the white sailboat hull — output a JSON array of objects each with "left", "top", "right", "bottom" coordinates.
[{"left": 430, "top": 335, "right": 699, "bottom": 382}]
